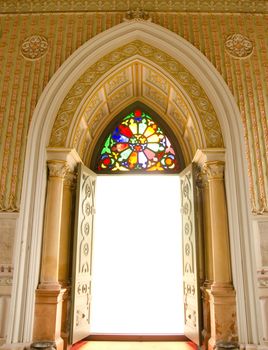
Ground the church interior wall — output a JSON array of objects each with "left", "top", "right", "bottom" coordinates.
[{"left": 0, "top": 3, "right": 267, "bottom": 346}]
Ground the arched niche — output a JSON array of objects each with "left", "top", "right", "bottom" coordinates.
[
  {"left": 48, "top": 44, "right": 223, "bottom": 165},
  {"left": 6, "top": 20, "right": 258, "bottom": 350}
]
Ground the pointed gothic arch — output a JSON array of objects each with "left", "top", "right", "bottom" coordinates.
[{"left": 7, "top": 20, "right": 258, "bottom": 350}]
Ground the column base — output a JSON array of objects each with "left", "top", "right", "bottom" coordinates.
[
  {"left": 61, "top": 286, "right": 71, "bottom": 350},
  {"left": 211, "top": 282, "right": 234, "bottom": 292},
  {"left": 201, "top": 287, "right": 211, "bottom": 350},
  {"left": 33, "top": 288, "right": 66, "bottom": 350},
  {"left": 38, "top": 282, "right": 61, "bottom": 290},
  {"left": 207, "top": 287, "right": 238, "bottom": 350}
]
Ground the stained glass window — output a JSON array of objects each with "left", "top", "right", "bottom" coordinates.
[{"left": 97, "top": 109, "right": 179, "bottom": 172}]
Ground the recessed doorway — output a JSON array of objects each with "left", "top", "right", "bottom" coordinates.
[{"left": 90, "top": 175, "right": 184, "bottom": 335}]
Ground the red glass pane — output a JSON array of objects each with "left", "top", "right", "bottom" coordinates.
[
  {"left": 134, "top": 109, "right": 142, "bottom": 117},
  {"left": 119, "top": 125, "right": 132, "bottom": 138}
]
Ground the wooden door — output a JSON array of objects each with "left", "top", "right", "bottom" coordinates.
[
  {"left": 70, "top": 164, "right": 96, "bottom": 344},
  {"left": 180, "top": 164, "right": 202, "bottom": 345}
]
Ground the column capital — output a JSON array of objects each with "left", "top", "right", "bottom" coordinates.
[
  {"left": 46, "top": 147, "right": 82, "bottom": 171},
  {"left": 203, "top": 161, "right": 225, "bottom": 180},
  {"left": 196, "top": 169, "right": 209, "bottom": 188},
  {"left": 64, "top": 169, "right": 76, "bottom": 188},
  {"left": 47, "top": 160, "right": 69, "bottom": 179}
]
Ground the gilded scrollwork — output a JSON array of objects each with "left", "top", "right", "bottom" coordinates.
[
  {"left": 1, "top": 1, "right": 267, "bottom": 13},
  {"left": 145, "top": 68, "right": 169, "bottom": 94},
  {"left": 20, "top": 35, "right": 48, "bottom": 60},
  {"left": 108, "top": 85, "right": 132, "bottom": 111},
  {"left": 124, "top": 8, "right": 151, "bottom": 22},
  {"left": 105, "top": 69, "right": 130, "bottom": 96},
  {"left": 0, "top": 264, "right": 13, "bottom": 286},
  {"left": 225, "top": 34, "right": 254, "bottom": 59},
  {"left": 143, "top": 85, "right": 167, "bottom": 110}
]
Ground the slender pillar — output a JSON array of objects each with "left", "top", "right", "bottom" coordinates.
[
  {"left": 204, "top": 161, "right": 232, "bottom": 288},
  {"left": 39, "top": 160, "right": 68, "bottom": 289},
  {"left": 202, "top": 172, "right": 213, "bottom": 287},
  {"left": 199, "top": 172, "right": 212, "bottom": 349},
  {"left": 59, "top": 170, "right": 76, "bottom": 350},
  {"left": 203, "top": 161, "right": 237, "bottom": 350},
  {"left": 34, "top": 160, "right": 68, "bottom": 350},
  {"left": 59, "top": 170, "right": 76, "bottom": 286}
]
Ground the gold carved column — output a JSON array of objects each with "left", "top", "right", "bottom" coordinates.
[
  {"left": 203, "top": 162, "right": 232, "bottom": 288},
  {"left": 33, "top": 160, "right": 69, "bottom": 350},
  {"left": 203, "top": 160, "right": 237, "bottom": 349},
  {"left": 199, "top": 171, "right": 213, "bottom": 349},
  {"left": 59, "top": 170, "right": 76, "bottom": 350},
  {"left": 202, "top": 172, "right": 213, "bottom": 288},
  {"left": 40, "top": 160, "right": 68, "bottom": 289},
  {"left": 194, "top": 150, "right": 237, "bottom": 350}
]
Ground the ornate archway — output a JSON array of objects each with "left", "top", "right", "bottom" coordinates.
[{"left": 7, "top": 20, "right": 256, "bottom": 350}]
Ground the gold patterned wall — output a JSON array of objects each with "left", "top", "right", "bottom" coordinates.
[{"left": 0, "top": 10, "right": 267, "bottom": 213}]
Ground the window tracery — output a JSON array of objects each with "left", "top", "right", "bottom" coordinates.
[{"left": 96, "top": 109, "right": 179, "bottom": 172}]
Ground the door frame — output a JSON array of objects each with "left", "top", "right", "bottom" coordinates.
[{"left": 6, "top": 21, "right": 258, "bottom": 349}]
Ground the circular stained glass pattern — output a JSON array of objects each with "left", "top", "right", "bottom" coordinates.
[{"left": 97, "top": 109, "right": 179, "bottom": 172}]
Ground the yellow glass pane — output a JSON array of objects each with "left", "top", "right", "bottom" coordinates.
[
  {"left": 129, "top": 122, "right": 138, "bottom": 134},
  {"left": 144, "top": 126, "right": 156, "bottom": 138},
  {"left": 129, "top": 152, "right": 138, "bottom": 165},
  {"left": 147, "top": 134, "right": 159, "bottom": 143}
]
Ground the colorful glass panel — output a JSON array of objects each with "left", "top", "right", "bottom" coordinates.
[{"left": 97, "top": 109, "right": 179, "bottom": 172}]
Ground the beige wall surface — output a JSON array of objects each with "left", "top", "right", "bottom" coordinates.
[
  {"left": 0, "top": 213, "right": 17, "bottom": 342},
  {"left": 0, "top": 8, "right": 267, "bottom": 214}
]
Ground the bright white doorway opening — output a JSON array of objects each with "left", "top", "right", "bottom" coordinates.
[{"left": 90, "top": 175, "right": 184, "bottom": 334}]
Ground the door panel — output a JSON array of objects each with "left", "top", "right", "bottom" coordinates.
[
  {"left": 70, "top": 163, "right": 96, "bottom": 344},
  {"left": 180, "top": 164, "right": 202, "bottom": 345}
]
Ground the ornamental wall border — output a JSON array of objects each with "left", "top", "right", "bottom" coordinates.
[
  {"left": 0, "top": 0, "right": 267, "bottom": 14},
  {"left": 49, "top": 40, "right": 223, "bottom": 150}
]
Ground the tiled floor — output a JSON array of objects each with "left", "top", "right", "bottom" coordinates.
[{"left": 72, "top": 341, "right": 197, "bottom": 350}]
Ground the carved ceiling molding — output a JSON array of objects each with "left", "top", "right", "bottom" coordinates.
[
  {"left": 71, "top": 61, "right": 202, "bottom": 165},
  {"left": 49, "top": 40, "right": 223, "bottom": 157},
  {"left": 0, "top": 0, "right": 267, "bottom": 13}
]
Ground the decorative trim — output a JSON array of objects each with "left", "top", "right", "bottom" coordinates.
[
  {"left": 0, "top": 196, "right": 19, "bottom": 212},
  {"left": 20, "top": 35, "right": 49, "bottom": 61},
  {"left": 0, "top": 264, "right": 13, "bottom": 274},
  {"left": 257, "top": 269, "right": 268, "bottom": 288},
  {"left": 0, "top": 0, "right": 267, "bottom": 13},
  {"left": 258, "top": 279, "right": 268, "bottom": 288},
  {"left": 225, "top": 34, "right": 254, "bottom": 59},
  {"left": 47, "top": 161, "right": 68, "bottom": 178},
  {"left": 64, "top": 170, "right": 76, "bottom": 188},
  {"left": 0, "top": 264, "right": 13, "bottom": 286},
  {"left": 0, "top": 277, "right": 13, "bottom": 286},
  {"left": 203, "top": 161, "right": 225, "bottom": 180},
  {"left": 124, "top": 8, "right": 151, "bottom": 22}
]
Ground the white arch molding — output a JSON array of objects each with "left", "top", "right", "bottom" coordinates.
[{"left": 6, "top": 21, "right": 260, "bottom": 348}]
